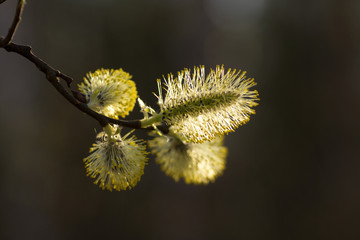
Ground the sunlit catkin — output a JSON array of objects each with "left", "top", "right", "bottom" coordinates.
[
  {"left": 148, "top": 132, "right": 227, "bottom": 184},
  {"left": 84, "top": 125, "right": 148, "bottom": 191},
  {"left": 156, "top": 65, "right": 259, "bottom": 143},
  {"left": 78, "top": 68, "right": 137, "bottom": 119}
]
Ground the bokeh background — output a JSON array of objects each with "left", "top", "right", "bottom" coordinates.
[{"left": 1, "top": 0, "right": 359, "bottom": 239}]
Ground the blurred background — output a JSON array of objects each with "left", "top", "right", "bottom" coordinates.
[{"left": 1, "top": 0, "right": 359, "bottom": 239}]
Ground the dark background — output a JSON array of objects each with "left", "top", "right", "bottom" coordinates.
[{"left": 1, "top": 0, "right": 359, "bottom": 239}]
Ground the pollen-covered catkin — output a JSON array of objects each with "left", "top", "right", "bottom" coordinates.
[
  {"left": 84, "top": 125, "right": 148, "bottom": 191},
  {"left": 148, "top": 132, "right": 227, "bottom": 184},
  {"left": 78, "top": 68, "right": 137, "bottom": 119},
  {"left": 156, "top": 65, "right": 259, "bottom": 143}
]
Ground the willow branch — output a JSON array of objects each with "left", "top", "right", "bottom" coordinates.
[
  {"left": 0, "top": 1, "right": 169, "bottom": 132},
  {"left": 0, "top": 0, "right": 26, "bottom": 47},
  {"left": 2, "top": 40, "right": 145, "bottom": 128}
]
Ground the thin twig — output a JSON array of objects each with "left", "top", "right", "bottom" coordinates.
[
  {"left": 58, "top": 72, "right": 73, "bottom": 87},
  {"left": 0, "top": 1, "right": 169, "bottom": 132},
  {"left": 0, "top": 0, "right": 26, "bottom": 47},
  {"left": 2, "top": 40, "right": 144, "bottom": 128}
]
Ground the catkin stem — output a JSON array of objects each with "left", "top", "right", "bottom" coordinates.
[{"left": 140, "top": 113, "right": 163, "bottom": 128}]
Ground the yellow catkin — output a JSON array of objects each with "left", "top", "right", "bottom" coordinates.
[
  {"left": 148, "top": 132, "right": 227, "bottom": 184},
  {"left": 78, "top": 68, "right": 137, "bottom": 119},
  {"left": 84, "top": 125, "right": 148, "bottom": 191},
  {"left": 156, "top": 65, "right": 259, "bottom": 143}
]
